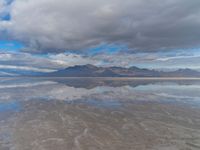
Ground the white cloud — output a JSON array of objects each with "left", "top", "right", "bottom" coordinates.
[
  {"left": 0, "top": 52, "right": 100, "bottom": 72},
  {"left": 49, "top": 53, "right": 98, "bottom": 66},
  {"left": 0, "top": 64, "right": 55, "bottom": 72},
  {"left": 1, "top": 49, "right": 200, "bottom": 73},
  {"left": 0, "top": 0, "right": 5, "bottom": 14},
  {"left": 0, "top": 0, "right": 200, "bottom": 53}
]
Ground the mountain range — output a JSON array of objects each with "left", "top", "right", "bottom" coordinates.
[{"left": 40, "top": 64, "right": 200, "bottom": 77}]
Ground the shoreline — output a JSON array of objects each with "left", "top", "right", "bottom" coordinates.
[{"left": 1, "top": 77, "right": 200, "bottom": 80}]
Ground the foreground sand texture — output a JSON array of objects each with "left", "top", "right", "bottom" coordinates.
[{"left": 0, "top": 78, "right": 200, "bottom": 150}]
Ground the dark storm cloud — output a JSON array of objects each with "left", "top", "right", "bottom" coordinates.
[{"left": 0, "top": 0, "right": 200, "bottom": 53}]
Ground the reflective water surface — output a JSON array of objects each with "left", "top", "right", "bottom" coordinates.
[{"left": 0, "top": 77, "right": 200, "bottom": 150}]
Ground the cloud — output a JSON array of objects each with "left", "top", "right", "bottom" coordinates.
[
  {"left": 48, "top": 53, "right": 98, "bottom": 67},
  {"left": 0, "top": 64, "right": 54, "bottom": 72},
  {"left": 0, "top": 0, "right": 200, "bottom": 53},
  {"left": 0, "top": 0, "right": 5, "bottom": 14},
  {"left": 1, "top": 49, "right": 200, "bottom": 73},
  {"left": 0, "top": 51, "right": 99, "bottom": 72}
]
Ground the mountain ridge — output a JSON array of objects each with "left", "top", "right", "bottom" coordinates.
[{"left": 40, "top": 64, "right": 200, "bottom": 77}]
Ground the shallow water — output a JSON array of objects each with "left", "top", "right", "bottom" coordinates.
[{"left": 0, "top": 78, "right": 200, "bottom": 150}]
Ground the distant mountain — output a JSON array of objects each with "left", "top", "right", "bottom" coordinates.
[
  {"left": 163, "top": 68, "right": 200, "bottom": 77},
  {"left": 41, "top": 64, "right": 200, "bottom": 77}
]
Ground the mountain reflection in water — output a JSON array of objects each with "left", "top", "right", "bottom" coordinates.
[{"left": 0, "top": 77, "right": 200, "bottom": 150}]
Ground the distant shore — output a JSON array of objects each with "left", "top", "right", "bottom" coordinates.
[{"left": 2, "top": 76, "right": 200, "bottom": 80}]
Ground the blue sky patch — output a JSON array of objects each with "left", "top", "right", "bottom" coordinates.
[
  {"left": 88, "top": 44, "right": 127, "bottom": 55},
  {"left": 1, "top": 13, "right": 11, "bottom": 21},
  {"left": 0, "top": 41, "right": 24, "bottom": 52}
]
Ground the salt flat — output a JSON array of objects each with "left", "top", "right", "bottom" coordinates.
[{"left": 0, "top": 78, "right": 200, "bottom": 150}]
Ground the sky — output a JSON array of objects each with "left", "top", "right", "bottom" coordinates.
[{"left": 0, "top": 0, "right": 200, "bottom": 73}]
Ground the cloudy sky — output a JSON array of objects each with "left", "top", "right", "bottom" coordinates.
[{"left": 0, "top": 0, "right": 200, "bottom": 73}]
